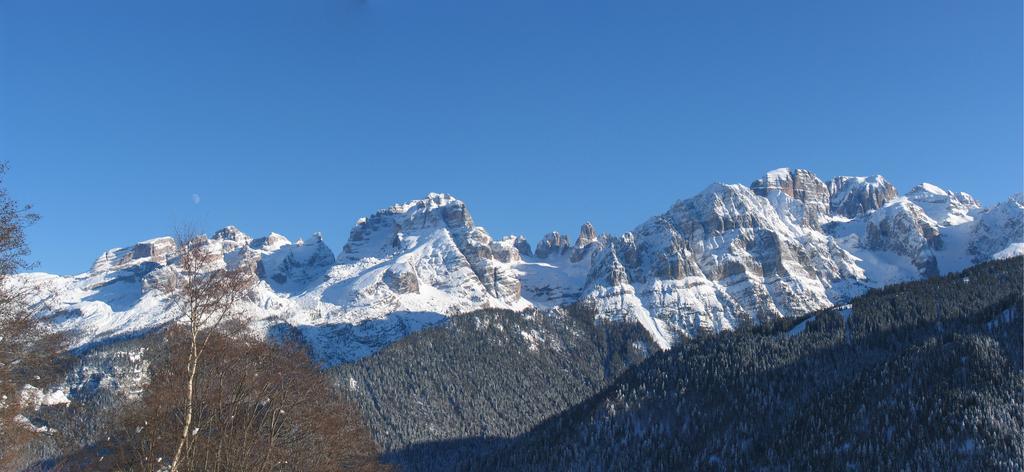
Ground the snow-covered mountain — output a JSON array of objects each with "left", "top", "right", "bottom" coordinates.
[{"left": 19, "top": 170, "right": 1023, "bottom": 364}]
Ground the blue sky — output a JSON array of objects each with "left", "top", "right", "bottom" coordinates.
[{"left": 2, "top": 0, "right": 1021, "bottom": 275}]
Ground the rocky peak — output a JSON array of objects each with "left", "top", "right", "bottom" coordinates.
[
  {"left": 828, "top": 175, "right": 898, "bottom": 218},
  {"left": 666, "top": 183, "right": 788, "bottom": 240},
  {"left": 534, "top": 232, "right": 571, "bottom": 259},
  {"left": 212, "top": 225, "right": 252, "bottom": 245},
  {"left": 751, "top": 168, "right": 831, "bottom": 227},
  {"left": 512, "top": 235, "right": 533, "bottom": 258},
  {"left": 904, "top": 183, "right": 968, "bottom": 205},
  {"left": 91, "top": 236, "right": 177, "bottom": 272},
  {"left": 752, "top": 168, "right": 829, "bottom": 201},
  {"left": 299, "top": 232, "right": 326, "bottom": 246},
  {"left": 575, "top": 222, "right": 597, "bottom": 248},
  {"left": 257, "top": 234, "right": 335, "bottom": 290},
  {"left": 132, "top": 237, "right": 176, "bottom": 261},
  {"left": 341, "top": 193, "right": 474, "bottom": 261},
  {"left": 338, "top": 193, "right": 525, "bottom": 304},
  {"left": 956, "top": 192, "right": 980, "bottom": 208},
  {"left": 390, "top": 192, "right": 474, "bottom": 231},
  {"left": 905, "top": 183, "right": 980, "bottom": 226},
  {"left": 570, "top": 222, "right": 602, "bottom": 263},
  {"left": 250, "top": 232, "right": 291, "bottom": 252},
  {"left": 968, "top": 195, "right": 1024, "bottom": 262}
]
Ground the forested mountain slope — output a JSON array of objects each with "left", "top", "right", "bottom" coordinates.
[
  {"left": 330, "top": 306, "right": 651, "bottom": 470},
  {"left": 469, "top": 257, "right": 1024, "bottom": 471}
]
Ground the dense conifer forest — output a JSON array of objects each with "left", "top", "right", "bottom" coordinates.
[
  {"left": 331, "top": 305, "right": 652, "bottom": 470},
  {"left": 467, "top": 257, "right": 1024, "bottom": 471}
]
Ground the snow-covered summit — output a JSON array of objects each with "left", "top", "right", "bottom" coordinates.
[
  {"left": 340, "top": 193, "right": 474, "bottom": 262},
  {"left": 19, "top": 174, "right": 1024, "bottom": 365},
  {"left": 828, "top": 174, "right": 898, "bottom": 218},
  {"left": 904, "top": 183, "right": 980, "bottom": 226}
]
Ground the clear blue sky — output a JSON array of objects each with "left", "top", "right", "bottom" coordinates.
[{"left": 2, "top": 0, "right": 1021, "bottom": 275}]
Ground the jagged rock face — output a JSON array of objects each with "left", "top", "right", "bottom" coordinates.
[
  {"left": 512, "top": 236, "right": 532, "bottom": 258},
  {"left": 130, "top": 238, "right": 176, "bottom": 261},
  {"left": 212, "top": 225, "right": 252, "bottom": 245},
  {"left": 20, "top": 175, "right": 1023, "bottom": 365},
  {"left": 340, "top": 193, "right": 472, "bottom": 262},
  {"left": 828, "top": 175, "right": 898, "bottom": 218},
  {"left": 969, "top": 195, "right": 1024, "bottom": 262},
  {"left": 257, "top": 233, "right": 336, "bottom": 289},
  {"left": 752, "top": 168, "right": 831, "bottom": 227},
  {"left": 862, "top": 201, "right": 942, "bottom": 277},
  {"left": 326, "top": 193, "right": 527, "bottom": 328},
  {"left": 616, "top": 218, "right": 701, "bottom": 282},
  {"left": 250, "top": 232, "right": 290, "bottom": 252},
  {"left": 329, "top": 193, "right": 524, "bottom": 320},
  {"left": 490, "top": 236, "right": 524, "bottom": 264},
  {"left": 91, "top": 237, "right": 177, "bottom": 273},
  {"left": 535, "top": 232, "right": 570, "bottom": 259},
  {"left": 581, "top": 182, "right": 864, "bottom": 347},
  {"left": 575, "top": 222, "right": 597, "bottom": 247},
  {"left": 460, "top": 227, "right": 523, "bottom": 300},
  {"left": 570, "top": 223, "right": 603, "bottom": 263}
]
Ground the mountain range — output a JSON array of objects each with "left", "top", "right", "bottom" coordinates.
[{"left": 19, "top": 168, "right": 1024, "bottom": 364}]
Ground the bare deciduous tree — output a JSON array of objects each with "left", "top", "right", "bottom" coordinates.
[
  {"left": 157, "top": 230, "right": 258, "bottom": 472},
  {"left": 105, "top": 329, "right": 386, "bottom": 471},
  {"left": 0, "top": 163, "right": 67, "bottom": 468}
]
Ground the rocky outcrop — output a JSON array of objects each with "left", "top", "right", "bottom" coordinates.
[
  {"left": 257, "top": 233, "right": 336, "bottom": 288},
  {"left": 459, "top": 227, "right": 523, "bottom": 300},
  {"left": 91, "top": 237, "right": 177, "bottom": 272},
  {"left": 535, "top": 232, "right": 570, "bottom": 259},
  {"left": 752, "top": 168, "right": 832, "bottom": 227},
  {"left": 382, "top": 264, "right": 420, "bottom": 294},
  {"left": 862, "top": 201, "right": 942, "bottom": 277},
  {"left": 250, "top": 232, "right": 290, "bottom": 252},
  {"left": 490, "top": 236, "right": 524, "bottom": 264},
  {"left": 969, "top": 194, "right": 1024, "bottom": 262},
  {"left": 828, "top": 175, "right": 898, "bottom": 218},
  {"left": 575, "top": 222, "right": 597, "bottom": 247},
  {"left": 131, "top": 237, "right": 176, "bottom": 261},
  {"left": 212, "top": 225, "right": 252, "bottom": 245},
  {"left": 570, "top": 223, "right": 602, "bottom": 263},
  {"left": 512, "top": 236, "right": 532, "bottom": 258}
]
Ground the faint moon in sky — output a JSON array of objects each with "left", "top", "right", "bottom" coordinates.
[{"left": 192, "top": 193, "right": 201, "bottom": 204}]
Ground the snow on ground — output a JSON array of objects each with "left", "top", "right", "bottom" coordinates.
[
  {"left": 787, "top": 304, "right": 852, "bottom": 337},
  {"left": 985, "top": 307, "right": 1017, "bottom": 332},
  {"left": 993, "top": 243, "right": 1024, "bottom": 260},
  {"left": 934, "top": 221, "right": 975, "bottom": 274},
  {"left": 786, "top": 315, "right": 815, "bottom": 336},
  {"left": 516, "top": 252, "right": 591, "bottom": 309}
]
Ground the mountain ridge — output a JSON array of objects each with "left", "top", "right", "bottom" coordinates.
[{"left": 20, "top": 168, "right": 1023, "bottom": 365}]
